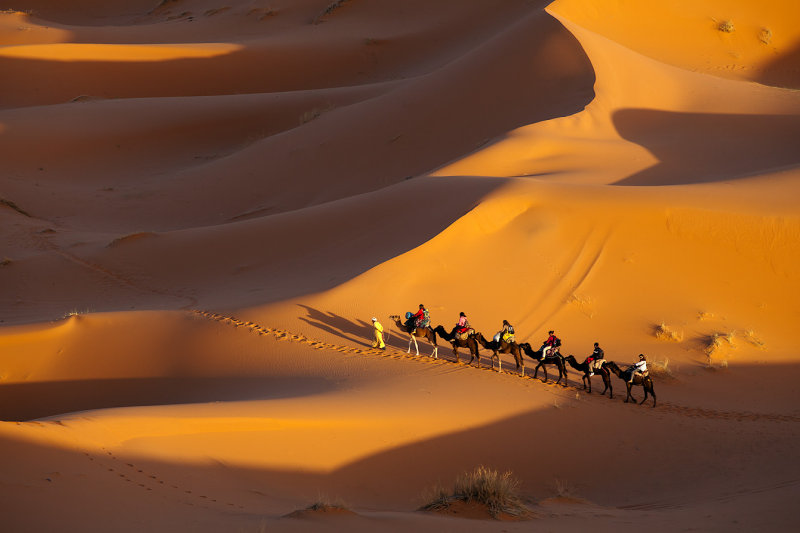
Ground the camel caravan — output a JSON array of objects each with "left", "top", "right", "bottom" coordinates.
[{"left": 385, "top": 306, "right": 657, "bottom": 407}]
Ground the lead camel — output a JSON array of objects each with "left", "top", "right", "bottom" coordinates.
[{"left": 388, "top": 315, "right": 439, "bottom": 358}]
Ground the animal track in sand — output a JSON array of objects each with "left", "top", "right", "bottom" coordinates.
[
  {"left": 187, "top": 310, "right": 800, "bottom": 423},
  {"left": 83, "top": 447, "right": 244, "bottom": 510}
]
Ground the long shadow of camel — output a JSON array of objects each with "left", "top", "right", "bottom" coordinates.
[
  {"left": 297, "top": 305, "right": 420, "bottom": 354},
  {"left": 298, "top": 304, "right": 387, "bottom": 350}
]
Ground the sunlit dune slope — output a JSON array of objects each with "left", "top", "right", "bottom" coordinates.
[
  {"left": 547, "top": 0, "right": 800, "bottom": 89},
  {"left": 434, "top": 2, "right": 800, "bottom": 184}
]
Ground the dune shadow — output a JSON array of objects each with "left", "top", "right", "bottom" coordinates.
[
  {"left": 0, "top": 376, "right": 336, "bottom": 421},
  {"left": 757, "top": 40, "right": 800, "bottom": 90},
  {"left": 612, "top": 108, "right": 800, "bottom": 186}
]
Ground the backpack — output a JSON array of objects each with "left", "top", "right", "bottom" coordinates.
[
  {"left": 423, "top": 309, "right": 430, "bottom": 323},
  {"left": 508, "top": 326, "right": 515, "bottom": 334},
  {"left": 553, "top": 336, "right": 561, "bottom": 347}
]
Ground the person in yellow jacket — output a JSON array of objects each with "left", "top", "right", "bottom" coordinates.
[{"left": 371, "top": 317, "right": 386, "bottom": 350}]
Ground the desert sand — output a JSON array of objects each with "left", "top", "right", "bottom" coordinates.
[{"left": 1, "top": 0, "right": 799, "bottom": 531}]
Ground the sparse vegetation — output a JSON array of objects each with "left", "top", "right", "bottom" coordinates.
[
  {"left": 705, "top": 331, "right": 735, "bottom": 364},
  {"left": 307, "top": 499, "right": 349, "bottom": 512},
  {"left": 742, "top": 329, "right": 766, "bottom": 349},
  {"left": 758, "top": 28, "right": 773, "bottom": 44},
  {"left": 655, "top": 321, "right": 683, "bottom": 342},
  {"left": 552, "top": 478, "right": 578, "bottom": 499},
  {"left": 285, "top": 494, "right": 353, "bottom": 518},
  {"left": 717, "top": 19, "right": 735, "bottom": 33},
  {"left": 648, "top": 357, "right": 674, "bottom": 378},
  {"left": 421, "top": 466, "right": 527, "bottom": 519},
  {"left": 0, "top": 257, "right": 12, "bottom": 267}
]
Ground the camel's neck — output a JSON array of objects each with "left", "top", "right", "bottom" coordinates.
[{"left": 435, "top": 326, "right": 453, "bottom": 341}]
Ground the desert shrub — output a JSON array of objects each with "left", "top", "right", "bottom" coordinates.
[
  {"left": 718, "top": 19, "right": 735, "bottom": 33},
  {"left": 655, "top": 321, "right": 683, "bottom": 342},
  {"left": 648, "top": 357, "right": 673, "bottom": 378},
  {"left": 421, "top": 466, "right": 527, "bottom": 518},
  {"left": 306, "top": 493, "right": 349, "bottom": 511}
]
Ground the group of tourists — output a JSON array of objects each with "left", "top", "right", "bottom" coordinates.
[{"left": 369, "top": 305, "right": 650, "bottom": 383}]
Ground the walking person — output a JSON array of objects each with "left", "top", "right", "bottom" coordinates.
[{"left": 371, "top": 317, "right": 386, "bottom": 350}]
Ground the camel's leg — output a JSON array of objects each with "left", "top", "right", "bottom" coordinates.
[
  {"left": 625, "top": 383, "right": 634, "bottom": 403},
  {"left": 412, "top": 336, "right": 420, "bottom": 356},
  {"left": 407, "top": 336, "right": 413, "bottom": 354},
  {"left": 453, "top": 346, "right": 460, "bottom": 364},
  {"left": 430, "top": 342, "right": 437, "bottom": 359},
  {"left": 583, "top": 374, "right": 590, "bottom": 392}
]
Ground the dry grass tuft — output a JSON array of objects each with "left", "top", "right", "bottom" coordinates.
[
  {"left": 759, "top": 28, "right": 773, "bottom": 44},
  {"left": 705, "top": 331, "right": 735, "bottom": 366},
  {"left": 421, "top": 466, "right": 527, "bottom": 519},
  {"left": 307, "top": 493, "right": 350, "bottom": 512},
  {"left": 655, "top": 321, "right": 683, "bottom": 342},
  {"left": 648, "top": 357, "right": 674, "bottom": 379},
  {"left": 741, "top": 329, "right": 766, "bottom": 350},
  {"left": 552, "top": 478, "right": 578, "bottom": 498},
  {"left": 717, "top": 19, "right": 735, "bottom": 33},
  {"left": 0, "top": 257, "right": 11, "bottom": 267}
]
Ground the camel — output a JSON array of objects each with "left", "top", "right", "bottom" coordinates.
[
  {"left": 564, "top": 355, "right": 612, "bottom": 398},
  {"left": 475, "top": 333, "right": 525, "bottom": 375},
  {"left": 389, "top": 315, "right": 438, "bottom": 358},
  {"left": 604, "top": 361, "right": 656, "bottom": 407},
  {"left": 518, "top": 343, "right": 567, "bottom": 386},
  {"left": 433, "top": 325, "right": 481, "bottom": 366}
]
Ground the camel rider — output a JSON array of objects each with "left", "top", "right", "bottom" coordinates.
[
  {"left": 542, "top": 330, "right": 560, "bottom": 359},
  {"left": 586, "top": 342, "right": 604, "bottom": 377},
  {"left": 629, "top": 353, "right": 648, "bottom": 383},
  {"left": 408, "top": 304, "right": 429, "bottom": 333},
  {"left": 371, "top": 317, "right": 385, "bottom": 350},
  {"left": 494, "top": 320, "right": 515, "bottom": 344},
  {"left": 452, "top": 312, "right": 470, "bottom": 338}
]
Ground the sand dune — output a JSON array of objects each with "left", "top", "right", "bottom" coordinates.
[{"left": 1, "top": 0, "right": 799, "bottom": 531}]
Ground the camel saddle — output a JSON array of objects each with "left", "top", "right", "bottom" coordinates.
[
  {"left": 456, "top": 328, "right": 475, "bottom": 341},
  {"left": 587, "top": 358, "right": 606, "bottom": 372}
]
